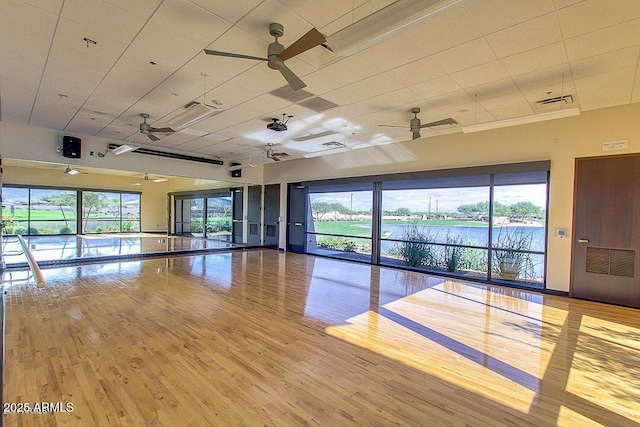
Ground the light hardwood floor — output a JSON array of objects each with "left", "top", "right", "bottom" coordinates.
[{"left": 3, "top": 249, "right": 640, "bottom": 426}]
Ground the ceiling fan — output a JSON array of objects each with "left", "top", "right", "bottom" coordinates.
[
  {"left": 266, "top": 143, "right": 289, "bottom": 162},
  {"left": 204, "top": 23, "right": 326, "bottom": 91},
  {"left": 379, "top": 107, "right": 458, "bottom": 140},
  {"left": 139, "top": 113, "right": 174, "bottom": 141}
]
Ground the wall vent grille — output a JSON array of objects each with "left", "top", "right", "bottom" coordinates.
[{"left": 586, "top": 247, "right": 635, "bottom": 277}]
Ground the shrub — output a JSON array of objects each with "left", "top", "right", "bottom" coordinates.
[
  {"left": 396, "top": 222, "right": 435, "bottom": 267},
  {"left": 317, "top": 236, "right": 347, "bottom": 249},
  {"left": 442, "top": 234, "right": 464, "bottom": 272},
  {"left": 343, "top": 240, "right": 357, "bottom": 252},
  {"left": 59, "top": 226, "right": 73, "bottom": 234}
]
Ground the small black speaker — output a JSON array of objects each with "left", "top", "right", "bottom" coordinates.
[
  {"left": 230, "top": 163, "right": 241, "bottom": 178},
  {"left": 63, "top": 136, "right": 81, "bottom": 158}
]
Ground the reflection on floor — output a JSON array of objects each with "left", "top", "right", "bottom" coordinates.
[
  {"left": 2, "top": 250, "right": 639, "bottom": 426},
  {"left": 1, "top": 233, "right": 239, "bottom": 268}
]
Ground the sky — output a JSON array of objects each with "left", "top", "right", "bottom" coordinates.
[{"left": 310, "top": 184, "right": 547, "bottom": 213}]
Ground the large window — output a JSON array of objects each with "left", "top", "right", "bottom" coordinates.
[
  {"left": 491, "top": 183, "right": 546, "bottom": 284},
  {"left": 307, "top": 191, "right": 373, "bottom": 263},
  {"left": 296, "top": 162, "right": 549, "bottom": 289},
  {"left": 380, "top": 187, "right": 490, "bottom": 280},
  {"left": 1, "top": 186, "right": 140, "bottom": 235},
  {"left": 2, "top": 187, "right": 30, "bottom": 235},
  {"left": 82, "top": 191, "right": 141, "bottom": 233},
  {"left": 30, "top": 188, "right": 78, "bottom": 234}
]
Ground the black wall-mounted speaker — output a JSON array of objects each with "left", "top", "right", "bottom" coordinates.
[
  {"left": 230, "top": 163, "right": 242, "bottom": 178},
  {"left": 63, "top": 136, "right": 81, "bottom": 158}
]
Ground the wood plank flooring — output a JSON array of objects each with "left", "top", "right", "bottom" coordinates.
[{"left": 2, "top": 249, "right": 640, "bottom": 426}]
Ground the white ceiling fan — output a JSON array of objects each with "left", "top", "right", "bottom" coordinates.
[
  {"left": 204, "top": 23, "right": 326, "bottom": 91},
  {"left": 379, "top": 107, "right": 458, "bottom": 140}
]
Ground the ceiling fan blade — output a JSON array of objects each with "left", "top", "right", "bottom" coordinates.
[
  {"left": 412, "top": 130, "right": 421, "bottom": 140},
  {"left": 378, "top": 124, "right": 408, "bottom": 128},
  {"left": 279, "top": 64, "right": 306, "bottom": 91},
  {"left": 272, "top": 156, "right": 281, "bottom": 162},
  {"left": 150, "top": 127, "right": 175, "bottom": 133},
  {"left": 204, "top": 49, "right": 268, "bottom": 62},
  {"left": 147, "top": 133, "right": 160, "bottom": 142},
  {"left": 278, "top": 27, "right": 326, "bottom": 61},
  {"left": 419, "top": 118, "right": 458, "bottom": 128}
]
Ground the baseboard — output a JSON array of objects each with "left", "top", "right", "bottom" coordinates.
[{"left": 543, "top": 289, "right": 569, "bottom": 297}]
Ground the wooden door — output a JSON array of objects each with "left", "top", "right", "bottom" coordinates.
[{"left": 571, "top": 154, "right": 640, "bottom": 307}]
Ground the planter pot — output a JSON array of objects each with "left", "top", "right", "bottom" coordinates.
[{"left": 499, "top": 258, "right": 521, "bottom": 280}]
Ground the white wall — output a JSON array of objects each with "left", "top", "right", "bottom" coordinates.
[
  {"left": 263, "top": 103, "right": 640, "bottom": 293},
  {"left": 0, "top": 121, "right": 263, "bottom": 185}
]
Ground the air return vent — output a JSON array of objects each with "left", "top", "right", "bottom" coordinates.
[
  {"left": 586, "top": 247, "right": 635, "bottom": 277},
  {"left": 535, "top": 95, "right": 574, "bottom": 111}
]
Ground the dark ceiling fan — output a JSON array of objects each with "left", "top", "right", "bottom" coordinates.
[
  {"left": 139, "top": 113, "right": 174, "bottom": 141},
  {"left": 379, "top": 107, "right": 458, "bottom": 140},
  {"left": 204, "top": 23, "right": 326, "bottom": 91}
]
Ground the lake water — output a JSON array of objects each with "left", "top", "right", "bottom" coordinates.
[
  {"left": 376, "top": 224, "right": 546, "bottom": 281},
  {"left": 380, "top": 224, "right": 546, "bottom": 252}
]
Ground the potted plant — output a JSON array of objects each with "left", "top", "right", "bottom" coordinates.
[{"left": 493, "top": 227, "right": 534, "bottom": 280}]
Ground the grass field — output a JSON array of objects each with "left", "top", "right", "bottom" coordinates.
[
  {"left": 2, "top": 208, "right": 127, "bottom": 221},
  {"left": 312, "top": 221, "right": 373, "bottom": 237}
]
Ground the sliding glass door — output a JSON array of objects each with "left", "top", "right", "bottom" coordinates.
[{"left": 173, "top": 189, "right": 234, "bottom": 241}]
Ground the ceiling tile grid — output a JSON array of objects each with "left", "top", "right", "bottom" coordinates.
[{"left": 1, "top": 0, "right": 639, "bottom": 166}]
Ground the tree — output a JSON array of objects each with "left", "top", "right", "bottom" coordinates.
[
  {"left": 41, "top": 193, "right": 77, "bottom": 227},
  {"left": 510, "top": 201, "right": 542, "bottom": 219},
  {"left": 457, "top": 201, "right": 488, "bottom": 217},
  {"left": 312, "top": 202, "right": 332, "bottom": 221},
  {"left": 82, "top": 193, "right": 112, "bottom": 232},
  {"left": 395, "top": 207, "right": 411, "bottom": 216},
  {"left": 493, "top": 201, "right": 511, "bottom": 217}
]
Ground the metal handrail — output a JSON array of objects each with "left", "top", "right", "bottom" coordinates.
[{"left": 16, "top": 236, "right": 46, "bottom": 288}]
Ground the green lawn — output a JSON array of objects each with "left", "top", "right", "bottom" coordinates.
[
  {"left": 312, "top": 221, "right": 373, "bottom": 237},
  {"left": 2, "top": 208, "right": 126, "bottom": 221},
  {"left": 2, "top": 208, "right": 72, "bottom": 220}
]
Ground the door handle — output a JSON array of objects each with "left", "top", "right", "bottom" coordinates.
[{"left": 577, "top": 238, "right": 590, "bottom": 243}]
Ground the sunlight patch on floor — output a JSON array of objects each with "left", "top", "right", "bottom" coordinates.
[{"left": 567, "top": 315, "right": 640, "bottom": 423}]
